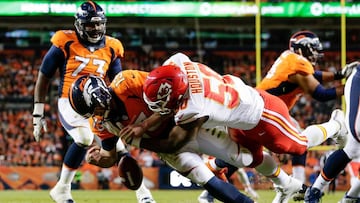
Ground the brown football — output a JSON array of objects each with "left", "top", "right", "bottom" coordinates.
[{"left": 118, "top": 155, "right": 143, "bottom": 190}]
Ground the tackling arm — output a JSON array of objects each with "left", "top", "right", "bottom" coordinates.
[{"left": 127, "top": 116, "right": 208, "bottom": 153}]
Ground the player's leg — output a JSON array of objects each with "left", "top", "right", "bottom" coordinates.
[
  {"left": 302, "top": 109, "right": 347, "bottom": 149},
  {"left": 51, "top": 127, "right": 92, "bottom": 202},
  {"left": 289, "top": 117, "right": 308, "bottom": 187},
  {"left": 305, "top": 67, "right": 360, "bottom": 203},
  {"left": 201, "top": 158, "right": 259, "bottom": 200},
  {"left": 198, "top": 157, "right": 240, "bottom": 203},
  {"left": 237, "top": 168, "right": 259, "bottom": 200},
  {"left": 50, "top": 99, "right": 94, "bottom": 203},
  {"left": 291, "top": 153, "right": 307, "bottom": 183},
  {"left": 160, "top": 152, "right": 254, "bottom": 203},
  {"left": 254, "top": 151, "right": 304, "bottom": 203}
]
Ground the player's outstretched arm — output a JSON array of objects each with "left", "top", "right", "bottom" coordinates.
[{"left": 125, "top": 116, "right": 208, "bottom": 153}]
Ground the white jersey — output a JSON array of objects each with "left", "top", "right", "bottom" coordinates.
[{"left": 163, "top": 53, "right": 264, "bottom": 130}]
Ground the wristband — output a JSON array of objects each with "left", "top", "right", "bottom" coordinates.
[
  {"left": 131, "top": 137, "right": 141, "bottom": 148},
  {"left": 33, "top": 103, "right": 45, "bottom": 116},
  {"left": 334, "top": 71, "right": 343, "bottom": 80}
]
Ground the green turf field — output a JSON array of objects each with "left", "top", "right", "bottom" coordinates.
[{"left": 0, "top": 189, "right": 346, "bottom": 203}]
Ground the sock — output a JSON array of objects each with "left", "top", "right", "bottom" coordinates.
[
  {"left": 292, "top": 152, "right": 307, "bottom": 183},
  {"left": 203, "top": 176, "right": 253, "bottom": 203},
  {"left": 303, "top": 121, "right": 340, "bottom": 148},
  {"left": 58, "top": 165, "right": 76, "bottom": 185},
  {"left": 237, "top": 168, "right": 251, "bottom": 186},
  {"left": 312, "top": 175, "right": 329, "bottom": 191},
  {"left": 136, "top": 180, "right": 152, "bottom": 199},
  {"left": 292, "top": 166, "right": 306, "bottom": 184},
  {"left": 59, "top": 143, "right": 87, "bottom": 185},
  {"left": 254, "top": 152, "right": 290, "bottom": 186},
  {"left": 347, "top": 178, "right": 360, "bottom": 197}
]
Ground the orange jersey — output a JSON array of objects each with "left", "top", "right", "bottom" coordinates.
[
  {"left": 256, "top": 50, "right": 314, "bottom": 109},
  {"left": 90, "top": 70, "right": 174, "bottom": 140},
  {"left": 50, "top": 30, "right": 124, "bottom": 98}
]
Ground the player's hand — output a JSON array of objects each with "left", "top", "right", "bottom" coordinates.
[
  {"left": 342, "top": 61, "right": 360, "bottom": 79},
  {"left": 119, "top": 124, "right": 145, "bottom": 143},
  {"left": 85, "top": 145, "right": 102, "bottom": 165},
  {"left": 32, "top": 103, "right": 48, "bottom": 142}
]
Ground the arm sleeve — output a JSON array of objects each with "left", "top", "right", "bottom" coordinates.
[
  {"left": 311, "top": 85, "right": 337, "bottom": 102},
  {"left": 107, "top": 58, "right": 122, "bottom": 82},
  {"left": 313, "top": 70, "right": 323, "bottom": 83},
  {"left": 39, "top": 45, "right": 65, "bottom": 78}
]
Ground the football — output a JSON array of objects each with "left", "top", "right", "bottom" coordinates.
[{"left": 118, "top": 155, "right": 143, "bottom": 190}]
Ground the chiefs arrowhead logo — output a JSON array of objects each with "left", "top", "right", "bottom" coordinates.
[{"left": 157, "top": 82, "right": 172, "bottom": 100}]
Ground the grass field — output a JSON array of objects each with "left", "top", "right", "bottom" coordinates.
[{"left": 0, "top": 189, "right": 346, "bottom": 203}]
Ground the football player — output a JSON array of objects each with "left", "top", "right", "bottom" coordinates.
[
  {"left": 139, "top": 52, "right": 348, "bottom": 203},
  {"left": 32, "top": 1, "right": 154, "bottom": 203},
  {"left": 305, "top": 61, "right": 360, "bottom": 202},
  {"left": 69, "top": 72, "right": 255, "bottom": 203},
  {"left": 203, "top": 30, "right": 359, "bottom": 202}
]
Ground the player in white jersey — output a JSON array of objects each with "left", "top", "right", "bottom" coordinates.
[{"left": 140, "top": 52, "right": 348, "bottom": 203}]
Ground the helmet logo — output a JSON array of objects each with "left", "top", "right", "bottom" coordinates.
[
  {"left": 157, "top": 82, "right": 172, "bottom": 100},
  {"left": 83, "top": 79, "right": 94, "bottom": 107}
]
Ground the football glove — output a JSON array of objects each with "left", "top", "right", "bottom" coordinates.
[
  {"left": 339, "top": 61, "right": 360, "bottom": 79},
  {"left": 32, "top": 103, "right": 48, "bottom": 142}
]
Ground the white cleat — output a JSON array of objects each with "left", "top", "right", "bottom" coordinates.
[
  {"left": 138, "top": 196, "right": 156, "bottom": 203},
  {"left": 338, "top": 193, "right": 360, "bottom": 203},
  {"left": 49, "top": 183, "right": 75, "bottom": 203},
  {"left": 198, "top": 190, "right": 214, "bottom": 203},
  {"left": 136, "top": 191, "right": 156, "bottom": 203},
  {"left": 330, "top": 109, "right": 348, "bottom": 148},
  {"left": 272, "top": 177, "right": 303, "bottom": 203}
]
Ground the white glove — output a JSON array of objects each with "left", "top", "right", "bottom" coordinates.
[
  {"left": 32, "top": 103, "right": 48, "bottom": 142},
  {"left": 342, "top": 61, "right": 360, "bottom": 79}
]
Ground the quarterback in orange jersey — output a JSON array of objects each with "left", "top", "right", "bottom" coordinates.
[
  {"left": 69, "top": 72, "right": 256, "bottom": 203},
  {"left": 32, "top": 1, "right": 153, "bottom": 203}
]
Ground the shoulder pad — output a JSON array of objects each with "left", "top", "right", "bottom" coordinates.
[
  {"left": 105, "top": 36, "right": 124, "bottom": 58},
  {"left": 51, "top": 30, "right": 77, "bottom": 48}
]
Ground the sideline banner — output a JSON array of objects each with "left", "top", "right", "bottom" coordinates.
[{"left": 0, "top": 164, "right": 159, "bottom": 190}]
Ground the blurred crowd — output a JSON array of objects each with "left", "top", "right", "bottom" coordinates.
[{"left": 0, "top": 49, "right": 353, "bottom": 185}]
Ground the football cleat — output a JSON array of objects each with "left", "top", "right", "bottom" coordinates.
[
  {"left": 338, "top": 194, "right": 360, "bottom": 203},
  {"left": 136, "top": 189, "right": 156, "bottom": 203},
  {"left": 139, "top": 197, "right": 156, "bottom": 203},
  {"left": 292, "top": 184, "right": 308, "bottom": 201},
  {"left": 330, "top": 109, "right": 348, "bottom": 148},
  {"left": 49, "top": 183, "right": 75, "bottom": 203},
  {"left": 304, "top": 187, "right": 323, "bottom": 203},
  {"left": 272, "top": 176, "right": 303, "bottom": 203},
  {"left": 198, "top": 190, "right": 214, "bottom": 203}
]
